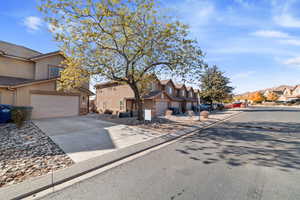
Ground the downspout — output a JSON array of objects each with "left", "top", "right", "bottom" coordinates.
[{"left": 7, "top": 86, "right": 17, "bottom": 105}]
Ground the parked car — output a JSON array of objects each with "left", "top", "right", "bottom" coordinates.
[
  {"left": 199, "top": 104, "right": 213, "bottom": 111},
  {"left": 168, "top": 107, "right": 180, "bottom": 115},
  {"left": 214, "top": 103, "right": 225, "bottom": 110},
  {"left": 232, "top": 102, "right": 242, "bottom": 108}
]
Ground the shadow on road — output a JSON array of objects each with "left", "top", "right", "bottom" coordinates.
[{"left": 175, "top": 120, "right": 300, "bottom": 172}]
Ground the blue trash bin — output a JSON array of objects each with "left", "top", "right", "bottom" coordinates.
[{"left": 0, "top": 104, "right": 12, "bottom": 123}]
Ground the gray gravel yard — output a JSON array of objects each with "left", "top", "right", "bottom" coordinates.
[{"left": 0, "top": 122, "right": 73, "bottom": 187}]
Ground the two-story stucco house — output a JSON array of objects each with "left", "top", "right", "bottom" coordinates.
[
  {"left": 0, "top": 41, "right": 93, "bottom": 119},
  {"left": 95, "top": 79, "right": 199, "bottom": 117}
]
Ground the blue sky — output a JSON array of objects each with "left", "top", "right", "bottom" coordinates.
[{"left": 1, "top": 0, "right": 300, "bottom": 94}]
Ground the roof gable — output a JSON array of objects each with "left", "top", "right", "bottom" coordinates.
[{"left": 0, "top": 40, "right": 41, "bottom": 58}]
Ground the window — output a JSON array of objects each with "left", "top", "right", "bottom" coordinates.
[
  {"left": 181, "top": 90, "right": 185, "bottom": 96},
  {"left": 167, "top": 86, "right": 173, "bottom": 94},
  {"left": 49, "top": 65, "right": 63, "bottom": 78},
  {"left": 120, "top": 100, "right": 124, "bottom": 110},
  {"left": 151, "top": 82, "right": 156, "bottom": 91},
  {"left": 82, "top": 96, "right": 86, "bottom": 105},
  {"left": 189, "top": 91, "right": 193, "bottom": 97}
]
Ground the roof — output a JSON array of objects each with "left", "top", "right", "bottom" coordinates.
[
  {"left": 174, "top": 83, "right": 183, "bottom": 89},
  {"left": 143, "top": 90, "right": 162, "bottom": 99},
  {"left": 186, "top": 86, "right": 194, "bottom": 91},
  {"left": 94, "top": 81, "right": 120, "bottom": 89},
  {"left": 0, "top": 76, "right": 60, "bottom": 88},
  {"left": 0, "top": 76, "right": 35, "bottom": 86},
  {"left": 0, "top": 40, "right": 41, "bottom": 58},
  {"left": 77, "top": 87, "right": 95, "bottom": 96},
  {"left": 159, "top": 79, "right": 171, "bottom": 85},
  {"left": 0, "top": 41, "right": 63, "bottom": 62},
  {"left": 30, "top": 51, "right": 63, "bottom": 60}
]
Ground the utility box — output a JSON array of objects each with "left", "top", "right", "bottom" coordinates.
[{"left": 144, "top": 109, "right": 152, "bottom": 121}]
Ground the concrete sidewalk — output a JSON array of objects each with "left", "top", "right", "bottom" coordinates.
[{"left": 0, "top": 109, "right": 242, "bottom": 200}]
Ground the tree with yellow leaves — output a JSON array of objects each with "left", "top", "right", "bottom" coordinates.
[
  {"left": 266, "top": 91, "right": 279, "bottom": 102},
  {"left": 249, "top": 92, "right": 265, "bottom": 103},
  {"left": 39, "top": 0, "right": 205, "bottom": 120}
]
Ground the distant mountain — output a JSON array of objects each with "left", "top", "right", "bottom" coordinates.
[{"left": 236, "top": 85, "right": 294, "bottom": 96}]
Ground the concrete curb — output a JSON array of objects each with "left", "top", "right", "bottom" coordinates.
[{"left": 1, "top": 111, "right": 243, "bottom": 200}]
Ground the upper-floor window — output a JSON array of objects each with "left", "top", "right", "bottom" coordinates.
[
  {"left": 49, "top": 65, "right": 63, "bottom": 79},
  {"left": 167, "top": 86, "right": 173, "bottom": 94},
  {"left": 189, "top": 91, "right": 193, "bottom": 97},
  {"left": 181, "top": 90, "right": 185, "bottom": 97}
]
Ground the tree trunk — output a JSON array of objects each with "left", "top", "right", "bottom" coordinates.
[{"left": 129, "top": 83, "right": 144, "bottom": 121}]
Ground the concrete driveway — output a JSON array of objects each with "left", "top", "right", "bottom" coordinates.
[{"left": 34, "top": 115, "right": 161, "bottom": 163}]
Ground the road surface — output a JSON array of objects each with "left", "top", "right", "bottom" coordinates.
[{"left": 39, "top": 107, "right": 300, "bottom": 200}]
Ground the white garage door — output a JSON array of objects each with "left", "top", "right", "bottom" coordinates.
[
  {"left": 31, "top": 94, "right": 79, "bottom": 119},
  {"left": 155, "top": 101, "right": 168, "bottom": 116}
]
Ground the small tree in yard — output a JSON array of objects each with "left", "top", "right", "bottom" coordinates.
[
  {"left": 199, "top": 65, "right": 233, "bottom": 104},
  {"left": 39, "top": 0, "right": 204, "bottom": 120},
  {"left": 266, "top": 91, "right": 279, "bottom": 102},
  {"left": 249, "top": 92, "right": 265, "bottom": 103}
]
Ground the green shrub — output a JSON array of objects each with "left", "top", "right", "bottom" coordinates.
[
  {"left": 104, "top": 109, "right": 113, "bottom": 114},
  {"left": 11, "top": 106, "right": 33, "bottom": 128},
  {"left": 11, "top": 109, "right": 26, "bottom": 128}
]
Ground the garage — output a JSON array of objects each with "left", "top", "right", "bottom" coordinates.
[
  {"left": 155, "top": 100, "right": 168, "bottom": 116},
  {"left": 186, "top": 102, "right": 192, "bottom": 110},
  {"left": 30, "top": 91, "right": 80, "bottom": 119},
  {"left": 171, "top": 101, "right": 180, "bottom": 108}
]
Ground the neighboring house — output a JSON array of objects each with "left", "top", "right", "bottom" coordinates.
[
  {"left": 95, "top": 79, "right": 199, "bottom": 117},
  {"left": 263, "top": 89, "right": 283, "bottom": 98},
  {"left": 278, "top": 85, "right": 299, "bottom": 102},
  {"left": 0, "top": 41, "right": 93, "bottom": 119}
]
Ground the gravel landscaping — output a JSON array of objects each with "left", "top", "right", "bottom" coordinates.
[
  {"left": 92, "top": 110, "right": 239, "bottom": 135},
  {"left": 0, "top": 122, "right": 74, "bottom": 188}
]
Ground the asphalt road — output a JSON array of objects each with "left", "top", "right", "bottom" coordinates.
[{"left": 39, "top": 107, "right": 300, "bottom": 200}]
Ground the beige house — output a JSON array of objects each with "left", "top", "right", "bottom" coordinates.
[
  {"left": 277, "top": 85, "right": 300, "bottom": 102},
  {"left": 95, "top": 79, "right": 199, "bottom": 117},
  {"left": 0, "top": 41, "right": 93, "bottom": 119}
]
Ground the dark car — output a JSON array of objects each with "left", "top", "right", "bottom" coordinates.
[
  {"left": 199, "top": 104, "right": 213, "bottom": 111},
  {"left": 214, "top": 103, "right": 224, "bottom": 110},
  {"left": 168, "top": 107, "right": 180, "bottom": 115}
]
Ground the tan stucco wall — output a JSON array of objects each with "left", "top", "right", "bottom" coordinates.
[
  {"left": 96, "top": 84, "right": 134, "bottom": 113},
  {"left": 0, "top": 88, "right": 14, "bottom": 104},
  {"left": 15, "top": 81, "right": 56, "bottom": 106},
  {"left": 0, "top": 56, "right": 35, "bottom": 79},
  {"left": 35, "top": 55, "right": 65, "bottom": 80}
]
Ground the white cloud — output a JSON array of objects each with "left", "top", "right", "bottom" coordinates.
[
  {"left": 232, "top": 71, "right": 255, "bottom": 79},
  {"left": 251, "top": 30, "right": 290, "bottom": 38},
  {"left": 23, "top": 16, "right": 43, "bottom": 32},
  {"left": 171, "top": 0, "right": 215, "bottom": 27},
  {"left": 283, "top": 56, "right": 300, "bottom": 66},
  {"left": 274, "top": 14, "right": 300, "bottom": 28},
  {"left": 279, "top": 39, "right": 300, "bottom": 46}
]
